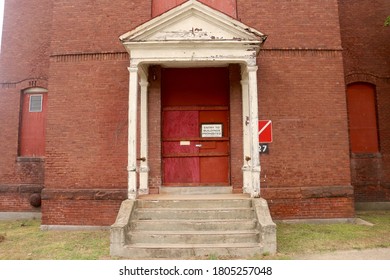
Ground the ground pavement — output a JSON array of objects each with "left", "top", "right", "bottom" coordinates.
[{"left": 294, "top": 248, "right": 390, "bottom": 260}]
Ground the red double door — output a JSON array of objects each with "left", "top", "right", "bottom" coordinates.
[{"left": 162, "top": 68, "right": 230, "bottom": 186}]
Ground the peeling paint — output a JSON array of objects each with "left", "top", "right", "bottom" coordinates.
[{"left": 151, "top": 27, "right": 234, "bottom": 41}]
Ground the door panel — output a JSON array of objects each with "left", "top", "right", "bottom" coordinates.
[
  {"left": 162, "top": 110, "right": 200, "bottom": 185},
  {"left": 199, "top": 141, "right": 229, "bottom": 156},
  {"left": 200, "top": 156, "right": 229, "bottom": 183},
  {"left": 163, "top": 141, "right": 198, "bottom": 156},
  {"left": 163, "top": 111, "right": 199, "bottom": 138},
  {"left": 162, "top": 68, "right": 229, "bottom": 107},
  {"left": 163, "top": 157, "right": 200, "bottom": 184}
]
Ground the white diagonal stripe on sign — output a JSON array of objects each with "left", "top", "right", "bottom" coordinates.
[{"left": 259, "top": 120, "right": 272, "bottom": 135}]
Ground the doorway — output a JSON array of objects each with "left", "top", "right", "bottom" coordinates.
[{"left": 161, "top": 67, "right": 230, "bottom": 186}]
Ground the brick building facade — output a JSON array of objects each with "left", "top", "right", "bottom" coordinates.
[{"left": 0, "top": 0, "right": 389, "bottom": 226}]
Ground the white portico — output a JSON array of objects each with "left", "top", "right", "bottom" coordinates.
[{"left": 120, "top": 0, "right": 267, "bottom": 199}]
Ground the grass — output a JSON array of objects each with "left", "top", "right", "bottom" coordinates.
[
  {"left": 276, "top": 211, "right": 390, "bottom": 258},
  {"left": 0, "top": 211, "right": 389, "bottom": 260},
  {"left": 0, "top": 219, "right": 110, "bottom": 260}
]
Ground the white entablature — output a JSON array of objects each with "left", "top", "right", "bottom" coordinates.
[{"left": 120, "top": 0, "right": 267, "bottom": 67}]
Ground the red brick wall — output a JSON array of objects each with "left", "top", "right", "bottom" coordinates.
[
  {"left": 0, "top": 193, "right": 39, "bottom": 212},
  {"left": 229, "top": 65, "right": 244, "bottom": 193},
  {"left": 42, "top": 1, "right": 152, "bottom": 209},
  {"left": 257, "top": 52, "right": 353, "bottom": 218},
  {"left": 258, "top": 53, "right": 351, "bottom": 187},
  {"left": 241, "top": 0, "right": 354, "bottom": 217},
  {"left": 1, "top": 0, "right": 360, "bottom": 224},
  {"left": 0, "top": 185, "right": 43, "bottom": 212},
  {"left": 0, "top": 0, "right": 51, "bottom": 212},
  {"left": 0, "top": 88, "right": 47, "bottom": 185},
  {"left": 0, "top": 0, "right": 52, "bottom": 82},
  {"left": 41, "top": 189, "right": 126, "bottom": 225},
  {"left": 148, "top": 66, "right": 163, "bottom": 194},
  {"left": 339, "top": 0, "right": 390, "bottom": 202},
  {"left": 237, "top": 0, "right": 342, "bottom": 49},
  {"left": 41, "top": 199, "right": 122, "bottom": 226},
  {"left": 45, "top": 55, "right": 129, "bottom": 189},
  {"left": 50, "top": 0, "right": 151, "bottom": 55},
  {"left": 0, "top": 0, "right": 51, "bottom": 185},
  {"left": 0, "top": 89, "right": 21, "bottom": 184},
  {"left": 263, "top": 186, "right": 354, "bottom": 219},
  {"left": 0, "top": 87, "right": 46, "bottom": 212},
  {"left": 152, "top": 0, "right": 237, "bottom": 18},
  {"left": 270, "top": 196, "right": 355, "bottom": 220}
]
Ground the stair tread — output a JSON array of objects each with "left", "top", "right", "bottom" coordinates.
[
  {"left": 133, "top": 218, "right": 256, "bottom": 222},
  {"left": 136, "top": 207, "right": 253, "bottom": 211},
  {"left": 139, "top": 198, "right": 251, "bottom": 202},
  {"left": 126, "top": 243, "right": 262, "bottom": 249},
  {"left": 139, "top": 194, "right": 249, "bottom": 200},
  {"left": 130, "top": 230, "right": 258, "bottom": 235}
]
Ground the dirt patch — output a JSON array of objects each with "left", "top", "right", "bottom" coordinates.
[{"left": 0, "top": 234, "right": 5, "bottom": 243}]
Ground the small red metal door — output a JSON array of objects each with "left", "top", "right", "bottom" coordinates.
[
  {"left": 161, "top": 68, "right": 230, "bottom": 186},
  {"left": 19, "top": 92, "right": 47, "bottom": 157}
]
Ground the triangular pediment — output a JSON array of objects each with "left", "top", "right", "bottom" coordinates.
[{"left": 120, "top": 0, "right": 266, "bottom": 43}]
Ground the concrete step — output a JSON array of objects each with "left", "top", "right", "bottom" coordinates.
[
  {"left": 134, "top": 208, "right": 255, "bottom": 220},
  {"left": 128, "top": 230, "right": 259, "bottom": 244},
  {"left": 137, "top": 198, "right": 252, "bottom": 209},
  {"left": 130, "top": 219, "right": 257, "bottom": 231},
  {"left": 111, "top": 197, "right": 277, "bottom": 259},
  {"left": 159, "top": 186, "right": 233, "bottom": 195},
  {"left": 121, "top": 243, "right": 264, "bottom": 259}
]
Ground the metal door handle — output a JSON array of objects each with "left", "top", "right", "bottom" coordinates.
[{"left": 195, "top": 144, "right": 202, "bottom": 148}]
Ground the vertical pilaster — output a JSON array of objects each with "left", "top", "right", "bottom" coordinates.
[
  {"left": 139, "top": 77, "right": 149, "bottom": 195},
  {"left": 241, "top": 70, "right": 251, "bottom": 194},
  {"left": 127, "top": 66, "right": 138, "bottom": 199},
  {"left": 247, "top": 65, "right": 261, "bottom": 197}
]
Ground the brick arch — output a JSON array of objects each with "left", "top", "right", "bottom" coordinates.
[
  {"left": 345, "top": 72, "right": 380, "bottom": 86},
  {"left": 0, "top": 78, "right": 48, "bottom": 91}
]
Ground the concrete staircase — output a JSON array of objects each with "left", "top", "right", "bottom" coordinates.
[{"left": 110, "top": 194, "right": 276, "bottom": 259}]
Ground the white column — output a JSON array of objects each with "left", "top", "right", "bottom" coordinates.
[
  {"left": 241, "top": 71, "right": 251, "bottom": 194},
  {"left": 127, "top": 66, "right": 138, "bottom": 199},
  {"left": 139, "top": 77, "right": 149, "bottom": 195},
  {"left": 247, "top": 65, "right": 261, "bottom": 197}
]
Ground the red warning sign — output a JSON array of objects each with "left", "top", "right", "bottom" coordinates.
[{"left": 259, "top": 120, "right": 273, "bottom": 143}]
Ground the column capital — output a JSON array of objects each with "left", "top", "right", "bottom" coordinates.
[
  {"left": 247, "top": 65, "right": 258, "bottom": 73},
  {"left": 240, "top": 79, "right": 249, "bottom": 86},
  {"left": 128, "top": 65, "right": 138, "bottom": 73},
  {"left": 139, "top": 80, "right": 149, "bottom": 87}
]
